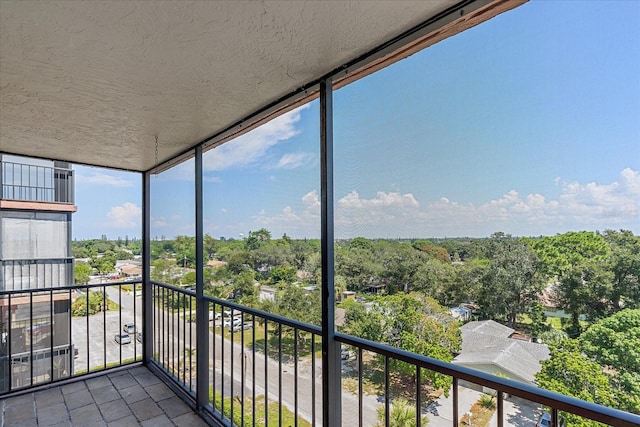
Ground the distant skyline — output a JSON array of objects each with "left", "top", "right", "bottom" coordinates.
[{"left": 71, "top": 1, "right": 639, "bottom": 241}]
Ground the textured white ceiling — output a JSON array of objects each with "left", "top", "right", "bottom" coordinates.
[{"left": 1, "top": 0, "right": 465, "bottom": 171}]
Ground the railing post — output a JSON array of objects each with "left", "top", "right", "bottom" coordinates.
[
  {"left": 142, "top": 171, "right": 152, "bottom": 364},
  {"left": 320, "top": 78, "right": 341, "bottom": 427},
  {"left": 195, "top": 146, "right": 208, "bottom": 411}
]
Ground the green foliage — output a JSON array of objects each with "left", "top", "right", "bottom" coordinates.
[
  {"left": 74, "top": 262, "right": 93, "bottom": 285},
  {"left": 245, "top": 228, "right": 272, "bottom": 250},
  {"left": 90, "top": 253, "right": 117, "bottom": 276},
  {"left": 537, "top": 329, "right": 568, "bottom": 346},
  {"left": 530, "top": 231, "right": 612, "bottom": 329},
  {"left": 528, "top": 303, "right": 550, "bottom": 338},
  {"left": 269, "top": 264, "right": 296, "bottom": 284},
  {"left": 71, "top": 291, "right": 109, "bottom": 316},
  {"left": 479, "top": 234, "right": 544, "bottom": 327},
  {"left": 602, "top": 230, "right": 640, "bottom": 311},
  {"left": 579, "top": 309, "right": 640, "bottom": 374},
  {"left": 376, "top": 398, "right": 426, "bottom": 427},
  {"left": 343, "top": 293, "right": 460, "bottom": 395},
  {"left": 535, "top": 339, "right": 617, "bottom": 425},
  {"left": 233, "top": 270, "right": 259, "bottom": 306},
  {"left": 478, "top": 394, "right": 496, "bottom": 409},
  {"left": 274, "top": 284, "right": 320, "bottom": 326},
  {"left": 341, "top": 298, "right": 383, "bottom": 342}
]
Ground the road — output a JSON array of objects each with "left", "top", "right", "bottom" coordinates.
[{"left": 72, "top": 281, "right": 379, "bottom": 426}]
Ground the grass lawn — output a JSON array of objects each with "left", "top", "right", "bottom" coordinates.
[{"left": 210, "top": 389, "right": 311, "bottom": 426}]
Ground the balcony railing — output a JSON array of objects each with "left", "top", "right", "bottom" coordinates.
[
  {"left": 3, "top": 280, "right": 639, "bottom": 427},
  {"left": 0, "top": 281, "right": 142, "bottom": 395},
  {"left": 1, "top": 161, "right": 74, "bottom": 204}
]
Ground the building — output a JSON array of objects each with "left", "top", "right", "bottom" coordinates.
[
  {"left": 0, "top": 154, "right": 77, "bottom": 392},
  {"left": 453, "top": 320, "right": 550, "bottom": 387}
]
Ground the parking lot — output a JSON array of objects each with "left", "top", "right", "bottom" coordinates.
[{"left": 71, "top": 287, "right": 142, "bottom": 373}]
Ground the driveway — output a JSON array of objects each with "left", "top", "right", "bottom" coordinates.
[{"left": 427, "top": 385, "right": 541, "bottom": 427}]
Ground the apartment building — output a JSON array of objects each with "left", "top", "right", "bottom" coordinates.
[{"left": 0, "top": 154, "right": 76, "bottom": 391}]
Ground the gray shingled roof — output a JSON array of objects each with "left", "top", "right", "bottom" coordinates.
[
  {"left": 454, "top": 320, "right": 550, "bottom": 384},
  {"left": 460, "top": 320, "right": 514, "bottom": 338}
]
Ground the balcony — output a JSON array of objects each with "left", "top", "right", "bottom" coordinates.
[
  {"left": 1, "top": 281, "right": 638, "bottom": 427},
  {"left": 1, "top": 1, "right": 639, "bottom": 426},
  {"left": 1, "top": 160, "right": 74, "bottom": 205}
]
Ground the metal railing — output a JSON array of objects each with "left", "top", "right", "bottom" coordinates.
[
  {"left": 0, "top": 281, "right": 142, "bottom": 395},
  {"left": 4, "top": 279, "right": 639, "bottom": 426},
  {"left": 1, "top": 161, "right": 74, "bottom": 204},
  {"left": 151, "top": 281, "right": 323, "bottom": 426},
  {"left": 149, "top": 281, "right": 640, "bottom": 427}
]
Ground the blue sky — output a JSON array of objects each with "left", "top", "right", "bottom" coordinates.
[{"left": 72, "top": 1, "right": 639, "bottom": 241}]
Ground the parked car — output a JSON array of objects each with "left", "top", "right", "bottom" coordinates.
[
  {"left": 209, "top": 311, "right": 221, "bottom": 321},
  {"left": 231, "top": 322, "right": 253, "bottom": 332},
  {"left": 223, "top": 317, "right": 242, "bottom": 329},
  {"left": 115, "top": 333, "right": 131, "bottom": 344},
  {"left": 536, "top": 412, "right": 564, "bottom": 427},
  {"left": 536, "top": 412, "right": 551, "bottom": 427},
  {"left": 123, "top": 323, "right": 136, "bottom": 334},
  {"left": 136, "top": 332, "right": 142, "bottom": 343}
]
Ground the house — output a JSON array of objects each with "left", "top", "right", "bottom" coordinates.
[
  {"left": 453, "top": 320, "right": 550, "bottom": 388},
  {"left": 450, "top": 305, "right": 472, "bottom": 322}
]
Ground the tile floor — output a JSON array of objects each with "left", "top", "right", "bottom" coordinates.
[{"left": 0, "top": 366, "right": 209, "bottom": 427}]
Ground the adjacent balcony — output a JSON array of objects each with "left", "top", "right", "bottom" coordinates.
[
  {"left": 1, "top": 160, "right": 74, "bottom": 206},
  {"left": 1, "top": 280, "right": 638, "bottom": 427}
]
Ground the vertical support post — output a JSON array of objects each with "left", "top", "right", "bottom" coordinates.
[
  {"left": 497, "top": 390, "right": 504, "bottom": 427},
  {"left": 320, "top": 78, "right": 341, "bottom": 426},
  {"left": 195, "top": 146, "right": 208, "bottom": 411},
  {"left": 453, "top": 377, "right": 459, "bottom": 427},
  {"left": 142, "top": 171, "right": 152, "bottom": 364}
]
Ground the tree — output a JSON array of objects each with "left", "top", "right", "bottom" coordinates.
[
  {"left": 535, "top": 340, "right": 616, "bottom": 427},
  {"left": 602, "top": 230, "right": 640, "bottom": 311},
  {"left": 380, "top": 243, "right": 427, "bottom": 294},
  {"left": 416, "top": 244, "right": 451, "bottom": 264},
  {"left": 340, "top": 299, "right": 383, "bottom": 343},
  {"left": 530, "top": 231, "right": 612, "bottom": 331},
  {"left": 245, "top": 228, "right": 271, "bottom": 250},
  {"left": 90, "top": 253, "right": 116, "bottom": 277},
  {"left": 479, "top": 234, "right": 544, "bottom": 328},
  {"left": 74, "top": 262, "right": 92, "bottom": 285},
  {"left": 233, "top": 270, "right": 259, "bottom": 306},
  {"left": 579, "top": 309, "right": 640, "bottom": 376},
  {"left": 376, "top": 294, "right": 460, "bottom": 394},
  {"left": 275, "top": 285, "right": 320, "bottom": 326}
]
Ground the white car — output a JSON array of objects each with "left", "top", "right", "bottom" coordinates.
[
  {"left": 223, "top": 317, "right": 243, "bottom": 329},
  {"left": 208, "top": 311, "right": 221, "bottom": 321},
  {"left": 231, "top": 322, "right": 253, "bottom": 332}
]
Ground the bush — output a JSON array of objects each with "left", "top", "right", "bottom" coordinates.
[
  {"left": 479, "top": 394, "right": 496, "bottom": 409},
  {"left": 72, "top": 291, "right": 109, "bottom": 316}
]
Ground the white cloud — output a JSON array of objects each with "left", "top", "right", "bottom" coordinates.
[
  {"left": 302, "top": 190, "right": 321, "bottom": 212},
  {"left": 250, "top": 190, "right": 321, "bottom": 238},
  {"left": 163, "top": 168, "right": 640, "bottom": 239},
  {"left": 81, "top": 172, "right": 135, "bottom": 187},
  {"left": 328, "top": 168, "right": 640, "bottom": 237},
  {"left": 275, "top": 152, "right": 314, "bottom": 169},
  {"left": 204, "top": 105, "right": 309, "bottom": 171},
  {"left": 107, "top": 202, "right": 141, "bottom": 228}
]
